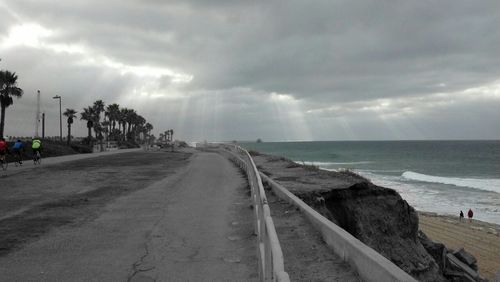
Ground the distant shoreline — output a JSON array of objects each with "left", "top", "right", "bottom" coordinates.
[{"left": 418, "top": 211, "right": 500, "bottom": 230}]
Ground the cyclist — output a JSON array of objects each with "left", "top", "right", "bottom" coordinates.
[
  {"left": 12, "top": 139, "right": 24, "bottom": 165},
  {"left": 0, "top": 138, "right": 8, "bottom": 165},
  {"left": 32, "top": 138, "right": 42, "bottom": 163}
]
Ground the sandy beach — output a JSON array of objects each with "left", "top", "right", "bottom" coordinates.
[{"left": 419, "top": 212, "right": 500, "bottom": 280}]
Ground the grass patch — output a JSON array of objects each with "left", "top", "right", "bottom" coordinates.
[
  {"left": 301, "top": 161, "right": 320, "bottom": 172},
  {"left": 337, "top": 168, "right": 369, "bottom": 181}
]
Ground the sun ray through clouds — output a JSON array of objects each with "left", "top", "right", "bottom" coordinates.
[{"left": 268, "top": 92, "right": 312, "bottom": 141}]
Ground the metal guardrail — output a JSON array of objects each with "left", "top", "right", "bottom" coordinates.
[{"left": 222, "top": 144, "right": 290, "bottom": 282}]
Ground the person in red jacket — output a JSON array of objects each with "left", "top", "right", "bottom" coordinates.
[
  {"left": 467, "top": 208, "right": 474, "bottom": 223},
  {"left": 0, "top": 138, "right": 8, "bottom": 158}
]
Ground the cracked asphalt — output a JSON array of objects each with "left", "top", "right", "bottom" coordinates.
[{"left": 0, "top": 149, "right": 257, "bottom": 281}]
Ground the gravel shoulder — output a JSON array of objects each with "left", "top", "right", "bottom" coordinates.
[
  {"left": 244, "top": 152, "right": 360, "bottom": 281},
  {"left": 266, "top": 189, "right": 360, "bottom": 281}
]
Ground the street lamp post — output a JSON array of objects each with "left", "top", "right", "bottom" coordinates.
[{"left": 52, "top": 95, "right": 62, "bottom": 142}]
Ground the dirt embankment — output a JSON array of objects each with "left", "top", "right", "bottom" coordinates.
[{"left": 252, "top": 152, "right": 444, "bottom": 282}]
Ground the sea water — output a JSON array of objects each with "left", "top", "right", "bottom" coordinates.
[{"left": 241, "top": 141, "right": 500, "bottom": 225}]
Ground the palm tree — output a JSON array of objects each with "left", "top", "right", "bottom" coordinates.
[
  {"left": 132, "top": 115, "right": 146, "bottom": 141},
  {"left": 80, "top": 106, "right": 95, "bottom": 142},
  {"left": 0, "top": 70, "right": 23, "bottom": 138},
  {"left": 93, "top": 100, "right": 105, "bottom": 121},
  {"left": 106, "top": 103, "right": 120, "bottom": 134},
  {"left": 144, "top": 123, "right": 153, "bottom": 145},
  {"left": 63, "top": 108, "right": 77, "bottom": 145},
  {"left": 119, "top": 108, "right": 129, "bottom": 140},
  {"left": 125, "top": 109, "right": 137, "bottom": 136},
  {"left": 145, "top": 123, "right": 153, "bottom": 137},
  {"left": 92, "top": 100, "right": 105, "bottom": 142}
]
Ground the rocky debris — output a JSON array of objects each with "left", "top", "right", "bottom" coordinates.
[
  {"left": 494, "top": 271, "right": 500, "bottom": 282},
  {"left": 418, "top": 231, "right": 485, "bottom": 282},
  {"left": 446, "top": 253, "right": 481, "bottom": 282},
  {"left": 453, "top": 249, "right": 478, "bottom": 271},
  {"left": 418, "top": 231, "right": 447, "bottom": 271}
]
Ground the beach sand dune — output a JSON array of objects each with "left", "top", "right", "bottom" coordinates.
[{"left": 419, "top": 212, "right": 500, "bottom": 280}]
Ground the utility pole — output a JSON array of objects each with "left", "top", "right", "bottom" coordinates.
[
  {"left": 35, "top": 90, "right": 40, "bottom": 137},
  {"left": 42, "top": 113, "right": 45, "bottom": 139},
  {"left": 52, "top": 95, "right": 62, "bottom": 142}
]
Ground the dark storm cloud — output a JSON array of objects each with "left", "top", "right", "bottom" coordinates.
[
  {"left": 1, "top": 0, "right": 499, "bottom": 140},
  {"left": 7, "top": 0, "right": 500, "bottom": 100}
]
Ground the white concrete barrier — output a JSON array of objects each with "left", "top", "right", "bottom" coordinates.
[{"left": 260, "top": 173, "right": 417, "bottom": 282}]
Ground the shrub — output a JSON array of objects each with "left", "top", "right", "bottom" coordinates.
[
  {"left": 248, "top": 150, "right": 261, "bottom": 156},
  {"left": 70, "top": 143, "right": 93, "bottom": 154},
  {"left": 117, "top": 140, "right": 140, "bottom": 148}
]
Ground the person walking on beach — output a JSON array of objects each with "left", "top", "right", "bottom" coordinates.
[
  {"left": 467, "top": 208, "right": 473, "bottom": 222},
  {"left": 459, "top": 210, "right": 464, "bottom": 222}
]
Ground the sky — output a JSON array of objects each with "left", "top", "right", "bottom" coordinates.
[{"left": 1, "top": 0, "right": 499, "bottom": 142}]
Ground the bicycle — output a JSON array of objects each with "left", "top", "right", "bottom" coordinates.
[
  {"left": 33, "top": 151, "right": 42, "bottom": 165},
  {"left": 0, "top": 154, "right": 7, "bottom": 171},
  {"left": 13, "top": 151, "right": 23, "bottom": 167}
]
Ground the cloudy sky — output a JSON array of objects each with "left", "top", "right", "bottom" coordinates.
[{"left": 1, "top": 0, "right": 499, "bottom": 141}]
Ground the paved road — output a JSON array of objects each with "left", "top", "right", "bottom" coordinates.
[{"left": 0, "top": 150, "right": 257, "bottom": 281}]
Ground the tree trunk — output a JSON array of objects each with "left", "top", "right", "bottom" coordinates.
[
  {"left": 67, "top": 124, "right": 71, "bottom": 145},
  {"left": 122, "top": 123, "right": 126, "bottom": 141},
  {"left": 0, "top": 104, "right": 6, "bottom": 138}
]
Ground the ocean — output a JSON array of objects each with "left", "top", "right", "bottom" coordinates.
[{"left": 240, "top": 140, "right": 500, "bottom": 225}]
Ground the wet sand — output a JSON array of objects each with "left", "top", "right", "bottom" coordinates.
[{"left": 418, "top": 212, "right": 500, "bottom": 280}]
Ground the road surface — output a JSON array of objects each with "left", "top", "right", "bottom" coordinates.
[{"left": 0, "top": 149, "right": 257, "bottom": 281}]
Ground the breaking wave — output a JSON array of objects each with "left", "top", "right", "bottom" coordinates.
[
  {"left": 298, "top": 161, "right": 373, "bottom": 166},
  {"left": 402, "top": 171, "right": 500, "bottom": 194}
]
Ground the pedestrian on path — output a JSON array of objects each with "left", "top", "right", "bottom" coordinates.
[
  {"left": 467, "top": 208, "right": 473, "bottom": 223},
  {"left": 459, "top": 210, "right": 464, "bottom": 222}
]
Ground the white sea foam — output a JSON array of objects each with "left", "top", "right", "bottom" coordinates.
[
  {"left": 402, "top": 171, "right": 500, "bottom": 194},
  {"left": 298, "top": 161, "right": 373, "bottom": 166},
  {"left": 320, "top": 169, "right": 500, "bottom": 225}
]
